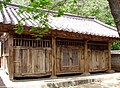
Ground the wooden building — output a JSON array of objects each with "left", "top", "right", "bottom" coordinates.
[{"left": 0, "top": 4, "right": 119, "bottom": 80}]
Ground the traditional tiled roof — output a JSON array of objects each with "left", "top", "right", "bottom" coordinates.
[{"left": 0, "top": 3, "right": 119, "bottom": 38}]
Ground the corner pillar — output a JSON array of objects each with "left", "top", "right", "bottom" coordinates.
[
  {"left": 8, "top": 33, "right": 14, "bottom": 80},
  {"left": 107, "top": 42, "right": 115, "bottom": 73}
]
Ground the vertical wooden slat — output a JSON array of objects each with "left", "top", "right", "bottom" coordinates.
[
  {"left": 69, "top": 48, "right": 72, "bottom": 66},
  {"left": 45, "top": 49, "right": 49, "bottom": 72},
  {"left": 27, "top": 49, "right": 31, "bottom": 73},
  {"left": 28, "top": 49, "right": 32, "bottom": 73},
  {"left": 14, "top": 49, "right": 20, "bottom": 74},
  {"left": 100, "top": 50, "right": 106, "bottom": 70},
  {"left": 88, "top": 49, "right": 92, "bottom": 71},
  {"left": 22, "top": 49, "right": 27, "bottom": 73},
  {"left": 92, "top": 50, "right": 99, "bottom": 70},
  {"left": 62, "top": 48, "right": 70, "bottom": 66},
  {"left": 98, "top": 51, "right": 101, "bottom": 70},
  {"left": 51, "top": 36, "right": 57, "bottom": 77},
  {"left": 34, "top": 49, "right": 38, "bottom": 72},
  {"left": 37, "top": 50, "right": 40, "bottom": 72},
  {"left": 96, "top": 51, "right": 99, "bottom": 70},
  {"left": 31, "top": 49, "right": 35, "bottom": 73},
  {"left": 38, "top": 49, "right": 45, "bottom": 73},
  {"left": 105, "top": 50, "right": 109, "bottom": 69},
  {"left": 37, "top": 49, "right": 40, "bottom": 72},
  {"left": 8, "top": 33, "right": 14, "bottom": 80},
  {"left": 72, "top": 49, "right": 78, "bottom": 65}
]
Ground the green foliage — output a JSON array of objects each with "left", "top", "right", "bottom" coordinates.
[
  {"left": 61, "top": 0, "right": 115, "bottom": 27},
  {"left": 2, "top": 0, "right": 65, "bottom": 37},
  {"left": 112, "top": 41, "right": 120, "bottom": 50}
]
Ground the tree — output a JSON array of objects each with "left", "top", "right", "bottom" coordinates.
[{"left": 107, "top": 0, "right": 120, "bottom": 36}]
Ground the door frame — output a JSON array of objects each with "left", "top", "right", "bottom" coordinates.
[{"left": 60, "top": 46, "right": 80, "bottom": 72}]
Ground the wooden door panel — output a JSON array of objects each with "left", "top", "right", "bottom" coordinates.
[
  {"left": 62, "top": 48, "right": 70, "bottom": 66},
  {"left": 14, "top": 47, "right": 52, "bottom": 75},
  {"left": 91, "top": 50, "right": 99, "bottom": 70},
  {"left": 100, "top": 51, "right": 106, "bottom": 70},
  {"left": 90, "top": 50, "right": 107, "bottom": 71},
  {"left": 61, "top": 47, "right": 80, "bottom": 72},
  {"left": 72, "top": 49, "right": 78, "bottom": 65}
]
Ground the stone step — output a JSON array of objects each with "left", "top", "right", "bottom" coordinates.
[{"left": 44, "top": 73, "right": 120, "bottom": 88}]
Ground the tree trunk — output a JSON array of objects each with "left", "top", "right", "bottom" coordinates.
[{"left": 107, "top": 0, "right": 120, "bottom": 36}]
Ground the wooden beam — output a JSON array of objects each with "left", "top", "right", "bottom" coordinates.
[
  {"left": 51, "top": 36, "right": 57, "bottom": 78},
  {"left": 8, "top": 32, "right": 14, "bottom": 80}
]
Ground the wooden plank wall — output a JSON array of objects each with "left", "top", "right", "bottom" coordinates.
[
  {"left": 13, "top": 47, "right": 52, "bottom": 77},
  {"left": 111, "top": 54, "right": 120, "bottom": 71},
  {"left": 88, "top": 50, "right": 108, "bottom": 72},
  {"left": 56, "top": 46, "right": 109, "bottom": 74},
  {"left": 56, "top": 46, "right": 84, "bottom": 73},
  {"left": 1, "top": 33, "right": 111, "bottom": 78}
]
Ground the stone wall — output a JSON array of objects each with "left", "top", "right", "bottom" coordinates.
[{"left": 111, "top": 50, "right": 120, "bottom": 71}]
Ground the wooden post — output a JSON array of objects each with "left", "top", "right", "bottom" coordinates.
[
  {"left": 106, "top": 42, "right": 115, "bottom": 73},
  {"left": 0, "top": 42, "right": 3, "bottom": 67},
  {"left": 84, "top": 40, "right": 89, "bottom": 72},
  {"left": 108, "top": 42, "right": 111, "bottom": 70},
  {"left": 51, "top": 36, "right": 57, "bottom": 78},
  {"left": 81, "top": 40, "right": 90, "bottom": 76},
  {"left": 8, "top": 33, "right": 14, "bottom": 80}
]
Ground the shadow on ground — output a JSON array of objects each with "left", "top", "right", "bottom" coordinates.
[{"left": 0, "top": 77, "right": 6, "bottom": 88}]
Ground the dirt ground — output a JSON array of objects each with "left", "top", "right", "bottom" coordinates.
[{"left": 1, "top": 68, "right": 120, "bottom": 88}]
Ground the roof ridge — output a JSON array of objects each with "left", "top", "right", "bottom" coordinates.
[
  {"left": 0, "top": 1, "right": 20, "bottom": 7},
  {"left": 3, "top": 2, "right": 95, "bottom": 20},
  {"left": 62, "top": 13, "right": 95, "bottom": 20},
  {"left": 94, "top": 19, "right": 117, "bottom": 31}
]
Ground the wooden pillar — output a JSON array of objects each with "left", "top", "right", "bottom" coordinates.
[
  {"left": 106, "top": 42, "right": 114, "bottom": 73},
  {"left": 108, "top": 42, "right": 111, "bottom": 70},
  {"left": 0, "top": 42, "right": 3, "bottom": 67},
  {"left": 84, "top": 40, "right": 89, "bottom": 72},
  {"left": 8, "top": 33, "right": 14, "bottom": 80},
  {"left": 51, "top": 36, "right": 57, "bottom": 78},
  {"left": 81, "top": 40, "right": 90, "bottom": 76}
]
